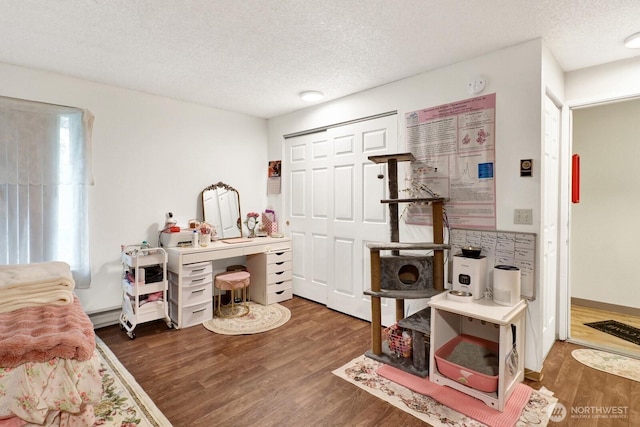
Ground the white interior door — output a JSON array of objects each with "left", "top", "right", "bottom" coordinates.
[
  {"left": 284, "top": 115, "right": 398, "bottom": 323},
  {"left": 285, "top": 131, "right": 330, "bottom": 304},
  {"left": 542, "top": 95, "right": 560, "bottom": 357}
]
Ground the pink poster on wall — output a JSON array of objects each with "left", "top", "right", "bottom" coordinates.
[{"left": 404, "top": 94, "right": 496, "bottom": 229}]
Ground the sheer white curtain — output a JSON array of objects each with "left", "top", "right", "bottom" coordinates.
[{"left": 0, "top": 96, "right": 94, "bottom": 288}]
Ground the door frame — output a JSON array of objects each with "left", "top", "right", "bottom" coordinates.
[
  {"left": 542, "top": 92, "right": 561, "bottom": 354},
  {"left": 561, "top": 93, "right": 640, "bottom": 343}
]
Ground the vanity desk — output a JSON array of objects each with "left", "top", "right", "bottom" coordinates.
[{"left": 166, "top": 237, "right": 292, "bottom": 328}]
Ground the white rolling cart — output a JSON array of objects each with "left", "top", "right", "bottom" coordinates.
[{"left": 120, "top": 245, "right": 172, "bottom": 339}]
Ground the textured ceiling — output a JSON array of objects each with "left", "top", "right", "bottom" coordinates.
[{"left": 1, "top": 0, "right": 639, "bottom": 118}]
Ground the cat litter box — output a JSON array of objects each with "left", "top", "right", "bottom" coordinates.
[{"left": 434, "top": 334, "right": 499, "bottom": 393}]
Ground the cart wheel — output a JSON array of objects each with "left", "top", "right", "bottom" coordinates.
[
  {"left": 119, "top": 323, "right": 125, "bottom": 330},
  {"left": 166, "top": 322, "right": 173, "bottom": 329},
  {"left": 127, "top": 332, "right": 136, "bottom": 340}
]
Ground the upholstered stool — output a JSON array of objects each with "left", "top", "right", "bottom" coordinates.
[
  {"left": 226, "top": 265, "right": 249, "bottom": 303},
  {"left": 214, "top": 270, "right": 251, "bottom": 318}
]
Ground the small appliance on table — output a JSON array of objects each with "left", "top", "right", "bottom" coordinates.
[{"left": 451, "top": 246, "right": 487, "bottom": 300}]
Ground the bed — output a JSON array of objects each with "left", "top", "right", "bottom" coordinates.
[{"left": 0, "top": 262, "right": 103, "bottom": 427}]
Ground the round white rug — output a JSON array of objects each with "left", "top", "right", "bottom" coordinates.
[
  {"left": 571, "top": 348, "right": 640, "bottom": 382},
  {"left": 202, "top": 302, "right": 291, "bottom": 335}
]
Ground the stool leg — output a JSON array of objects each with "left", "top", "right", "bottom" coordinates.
[
  {"left": 243, "top": 285, "right": 249, "bottom": 314},
  {"left": 216, "top": 289, "right": 220, "bottom": 317},
  {"left": 230, "top": 289, "right": 235, "bottom": 313}
]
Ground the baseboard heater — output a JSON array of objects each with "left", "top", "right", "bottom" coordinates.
[{"left": 87, "top": 306, "right": 121, "bottom": 329}]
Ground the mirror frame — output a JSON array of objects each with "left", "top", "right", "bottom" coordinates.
[{"left": 201, "top": 181, "right": 242, "bottom": 238}]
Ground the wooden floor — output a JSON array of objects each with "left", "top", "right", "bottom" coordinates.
[
  {"left": 571, "top": 304, "right": 640, "bottom": 358},
  {"left": 97, "top": 297, "right": 639, "bottom": 426}
]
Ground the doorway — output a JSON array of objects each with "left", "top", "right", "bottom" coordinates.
[{"left": 569, "top": 97, "right": 640, "bottom": 358}]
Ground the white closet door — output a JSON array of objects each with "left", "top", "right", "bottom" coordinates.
[
  {"left": 325, "top": 118, "right": 398, "bottom": 321},
  {"left": 284, "top": 114, "right": 398, "bottom": 324},
  {"left": 285, "top": 131, "right": 330, "bottom": 304}
]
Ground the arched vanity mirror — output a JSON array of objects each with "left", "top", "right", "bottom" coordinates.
[{"left": 202, "top": 182, "right": 242, "bottom": 238}]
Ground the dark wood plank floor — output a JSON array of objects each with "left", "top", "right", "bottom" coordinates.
[{"left": 96, "top": 297, "right": 639, "bottom": 426}]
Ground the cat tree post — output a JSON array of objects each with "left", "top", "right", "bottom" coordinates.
[
  {"left": 370, "top": 248, "right": 382, "bottom": 355},
  {"left": 386, "top": 157, "right": 406, "bottom": 320},
  {"left": 432, "top": 199, "right": 445, "bottom": 291}
]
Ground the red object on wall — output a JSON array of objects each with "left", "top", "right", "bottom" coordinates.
[{"left": 572, "top": 154, "right": 580, "bottom": 203}]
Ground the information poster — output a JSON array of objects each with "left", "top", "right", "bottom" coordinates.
[{"left": 405, "top": 94, "right": 496, "bottom": 229}]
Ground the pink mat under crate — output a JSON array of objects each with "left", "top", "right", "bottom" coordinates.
[{"left": 377, "top": 364, "right": 533, "bottom": 427}]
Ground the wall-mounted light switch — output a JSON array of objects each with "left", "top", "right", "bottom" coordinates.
[{"left": 514, "top": 209, "right": 533, "bottom": 225}]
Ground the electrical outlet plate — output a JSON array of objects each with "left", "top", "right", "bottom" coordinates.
[{"left": 514, "top": 209, "right": 533, "bottom": 225}]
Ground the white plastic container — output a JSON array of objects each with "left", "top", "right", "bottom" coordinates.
[{"left": 493, "top": 265, "right": 520, "bottom": 306}]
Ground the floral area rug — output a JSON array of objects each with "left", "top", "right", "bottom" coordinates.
[
  {"left": 95, "top": 337, "right": 172, "bottom": 426},
  {"left": 202, "top": 302, "right": 291, "bottom": 335},
  {"left": 572, "top": 348, "right": 640, "bottom": 382},
  {"left": 333, "top": 355, "right": 557, "bottom": 427}
]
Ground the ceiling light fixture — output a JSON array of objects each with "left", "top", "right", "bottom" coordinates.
[
  {"left": 300, "top": 91, "right": 325, "bottom": 102},
  {"left": 623, "top": 32, "right": 640, "bottom": 48}
]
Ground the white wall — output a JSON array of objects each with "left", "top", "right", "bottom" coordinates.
[
  {"left": 0, "top": 62, "right": 268, "bottom": 313},
  {"left": 566, "top": 56, "right": 640, "bottom": 105},
  {"left": 268, "top": 39, "right": 549, "bottom": 370},
  {"left": 269, "top": 40, "right": 544, "bottom": 234}
]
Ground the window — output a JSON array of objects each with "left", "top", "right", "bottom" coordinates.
[{"left": 0, "top": 96, "right": 94, "bottom": 287}]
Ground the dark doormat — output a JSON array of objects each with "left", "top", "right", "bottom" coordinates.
[{"left": 584, "top": 320, "right": 640, "bottom": 346}]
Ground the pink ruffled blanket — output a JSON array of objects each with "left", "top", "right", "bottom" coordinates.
[{"left": 0, "top": 297, "right": 95, "bottom": 368}]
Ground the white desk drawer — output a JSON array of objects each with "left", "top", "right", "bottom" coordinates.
[
  {"left": 267, "top": 280, "right": 292, "bottom": 295},
  {"left": 266, "top": 288, "right": 293, "bottom": 304},
  {"left": 169, "top": 262, "right": 213, "bottom": 287},
  {"left": 170, "top": 281, "right": 211, "bottom": 306},
  {"left": 183, "top": 261, "right": 212, "bottom": 276},
  {"left": 170, "top": 271, "right": 211, "bottom": 288},
  {"left": 267, "top": 269, "right": 292, "bottom": 284},
  {"left": 170, "top": 300, "right": 212, "bottom": 328},
  {"left": 266, "top": 260, "right": 292, "bottom": 275},
  {"left": 183, "top": 248, "right": 244, "bottom": 264},
  {"left": 266, "top": 250, "right": 292, "bottom": 264}
]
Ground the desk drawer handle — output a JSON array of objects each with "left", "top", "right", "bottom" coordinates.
[
  {"left": 276, "top": 290, "right": 285, "bottom": 295},
  {"left": 190, "top": 268, "right": 206, "bottom": 274},
  {"left": 275, "top": 271, "right": 284, "bottom": 276},
  {"left": 191, "top": 289, "right": 205, "bottom": 294},
  {"left": 275, "top": 252, "right": 285, "bottom": 256},
  {"left": 190, "top": 277, "right": 205, "bottom": 283},
  {"left": 275, "top": 281, "right": 284, "bottom": 285},
  {"left": 275, "top": 261, "right": 284, "bottom": 266},
  {"left": 192, "top": 308, "right": 206, "bottom": 314}
]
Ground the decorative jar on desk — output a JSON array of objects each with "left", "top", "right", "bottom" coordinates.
[{"left": 197, "top": 222, "right": 214, "bottom": 247}]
